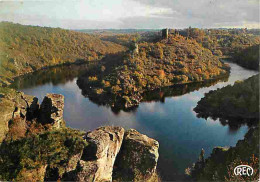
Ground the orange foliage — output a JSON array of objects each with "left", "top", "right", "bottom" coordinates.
[
  {"left": 158, "top": 70, "right": 166, "bottom": 78},
  {"left": 196, "top": 68, "right": 202, "bottom": 74}
]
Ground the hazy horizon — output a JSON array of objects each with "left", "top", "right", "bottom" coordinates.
[
  {"left": 0, "top": 0, "right": 259, "bottom": 29},
  {"left": 3, "top": 21, "right": 260, "bottom": 30}
]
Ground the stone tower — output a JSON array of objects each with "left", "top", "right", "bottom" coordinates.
[
  {"left": 162, "top": 28, "right": 169, "bottom": 39},
  {"left": 133, "top": 43, "right": 139, "bottom": 54}
]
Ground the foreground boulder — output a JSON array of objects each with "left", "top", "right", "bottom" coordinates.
[
  {"left": 64, "top": 127, "right": 160, "bottom": 182},
  {"left": 113, "top": 129, "right": 159, "bottom": 181},
  {"left": 74, "top": 126, "right": 125, "bottom": 181}
]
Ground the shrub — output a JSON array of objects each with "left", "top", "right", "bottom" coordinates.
[
  {"left": 0, "top": 128, "right": 87, "bottom": 181},
  {"left": 88, "top": 76, "right": 98, "bottom": 82}
]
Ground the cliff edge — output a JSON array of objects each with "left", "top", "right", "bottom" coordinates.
[{"left": 0, "top": 93, "right": 160, "bottom": 182}]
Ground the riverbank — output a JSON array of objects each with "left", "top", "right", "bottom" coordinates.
[
  {"left": 187, "top": 126, "right": 259, "bottom": 181},
  {"left": 79, "top": 73, "right": 230, "bottom": 112},
  {"left": 0, "top": 22, "right": 127, "bottom": 87},
  {"left": 194, "top": 74, "right": 259, "bottom": 126},
  {"left": 0, "top": 22, "right": 126, "bottom": 143},
  {"left": 188, "top": 74, "right": 259, "bottom": 181}
]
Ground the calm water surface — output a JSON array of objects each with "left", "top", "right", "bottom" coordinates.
[{"left": 12, "top": 61, "right": 258, "bottom": 181}]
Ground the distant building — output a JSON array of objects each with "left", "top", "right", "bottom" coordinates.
[
  {"left": 131, "top": 42, "right": 139, "bottom": 58},
  {"left": 133, "top": 43, "right": 139, "bottom": 54},
  {"left": 162, "top": 28, "right": 169, "bottom": 39}
]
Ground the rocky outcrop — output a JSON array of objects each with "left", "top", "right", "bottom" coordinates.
[
  {"left": 62, "top": 127, "right": 160, "bottom": 182},
  {"left": 0, "top": 92, "right": 160, "bottom": 181},
  {"left": 74, "top": 126, "right": 125, "bottom": 181},
  {"left": 0, "top": 92, "right": 65, "bottom": 142},
  {"left": 113, "top": 129, "right": 159, "bottom": 181},
  {"left": 0, "top": 89, "right": 35, "bottom": 142},
  {"left": 26, "top": 97, "right": 39, "bottom": 121},
  {"left": 39, "top": 94, "right": 65, "bottom": 128}
]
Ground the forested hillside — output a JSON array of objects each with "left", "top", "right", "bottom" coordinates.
[
  {"left": 194, "top": 74, "right": 259, "bottom": 124},
  {"left": 99, "top": 31, "right": 161, "bottom": 47},
  {"left": 78, "top": 34, "right": 230, "bottom": 109},
  {"left": 173, "top": 28, "right": 260, "bottom": 70},
  {"left": 232, "top": 45, "right": 259, "bottom": 70},
  {"left": 0, "top": 22, "right": 126, "bottom": 85},
  {"left": 175, "top": 28, "right": 260, "bottom": 56}
]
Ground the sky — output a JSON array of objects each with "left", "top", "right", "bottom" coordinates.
[{"left": 0, "top": 0, "right": 259, "bottom": 29}]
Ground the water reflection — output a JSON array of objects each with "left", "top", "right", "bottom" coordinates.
[
  {"left": 142, "top": 77, "right": 229, "bottom": 102},
  {"left": 11, "top": 63, "right": 98, "bottom": 90},
  {"left": 80, "top": 76, "right": 229, "bottom": 114}
]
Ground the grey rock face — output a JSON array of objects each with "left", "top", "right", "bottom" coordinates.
[
  {"left": 113, "top": 129, "right": 159, "bottom": 181},
  {"left": 75, "top": 126, "right": 125, "bottom": 182}
]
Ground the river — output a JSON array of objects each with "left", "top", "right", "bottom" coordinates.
[{"left": 11, "top": 60, "right": 258, "bottom": 181}]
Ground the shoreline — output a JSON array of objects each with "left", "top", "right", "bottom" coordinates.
[
  {"left": 0, "top": 57, "right": 104, "bottom": 87},
  {"left": 77, "top": 66, "right": 231, "bottom": 110}
]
